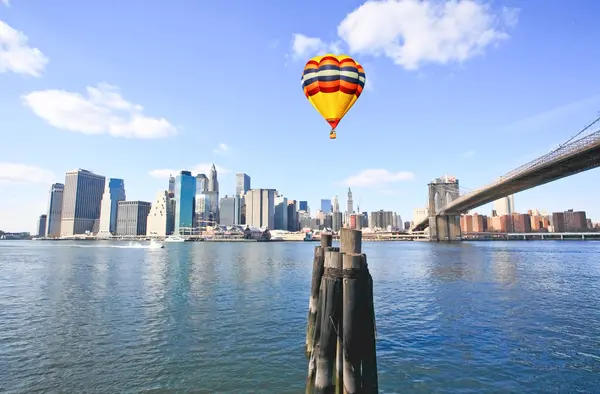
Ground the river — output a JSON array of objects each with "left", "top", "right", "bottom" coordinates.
[{"left": 0, "top": 240, "right": 598, "bottom": 393}]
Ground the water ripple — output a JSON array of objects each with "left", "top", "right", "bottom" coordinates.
[{"left": 0, "top": 240, "right": 598, "bottom": 393}]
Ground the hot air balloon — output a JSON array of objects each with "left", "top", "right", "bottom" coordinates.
[{"left": 301, "top": 54, "right": 366, "bottom": 139}]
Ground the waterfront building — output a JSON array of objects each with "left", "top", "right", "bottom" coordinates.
[
  {"left": 116, "top": 201, "right": 152, "bottom": 236},
  {"left": 146, "top": 190, "right": 175, "bottom": 236},
  {"left": 274, "top": 194, "right": 288, "bottom": 230},
  {"left": 174, "top": 170, "right": 196, "bottom": 235},
  {"left": 236, "top": 173, "right": 251, "bottom": 195},
  {"left": 97, "top": 178, "right": 126, "bottom": 236},
  {"left": 37, "top": 214, "right": 47, "bottom": 237},
  {"left": 60, "top": 169, "right": 106, "bottom": 237},
  {"left": 245, "top": 188, "right": 275, "bottom": 229},
  {"left": 45, "top": 183, "right": 64, "bottom": 237}
]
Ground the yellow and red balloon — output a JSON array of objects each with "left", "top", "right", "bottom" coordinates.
[{"left": 301, "top": 54, "right": 366, "bottom": 139}]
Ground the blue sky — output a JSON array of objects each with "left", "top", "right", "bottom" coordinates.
[{"left": 1, "top": 0, "right": 600, "bottom": 232}]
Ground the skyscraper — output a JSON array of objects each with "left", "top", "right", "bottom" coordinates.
[
  {"left": 493, "top": 195, "right": 515, "bottom": 216},
  {"left": 219, "top": 195, "right": 241, "bottom": 226},
  {"left": 174, "top": 170, "right": 196, "bottom": 234},
  {"left": 321, "top": 199, "right": 332, "bottom": 213},
  {"left": 98, "top": 178, "right": 126, "bottom": 236},
  {"left": 299, "top": 201, "right": 308, "bottom": 211},
  {"left": 45, "top": 183, "right": 64, "bottom": 237},
  {"left": 274, "top": 194, "right": 289, "bottom": 230},
  {"left": 245, "top": 189, "right": 275, "bottom": 229},
  {"left": 347, "top": 187, "right": 353, "bottom": 215},
  {"left": 168, "top": 175, "right": 175, "bottom": 194},
  {"left": 208, "top": 163, "right": 219, "bottom": 192},
  {"left": 332, "top": 195, "right": 339, "bottom": 212},
  {"left": 116, "top": 201, "right": 152, "bottom": 236},
  {"left": 236, "top": 173, "right": 251, "bottom": 195},
  {"left": 37, "top": 214, "right": 47, "bottom": 237},
  {"left": 146, "top": 190, "right": 175, "bottom": 236},
  {"left": 196, "top": 174, "right": 208, "bottom": 194},
  {"left": 60, "top": 169, "right": 106, "bottom": 237}
]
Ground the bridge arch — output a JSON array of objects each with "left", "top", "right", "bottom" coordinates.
[{"left": 434, "top": 191, "right": 443, "bottom": 212}]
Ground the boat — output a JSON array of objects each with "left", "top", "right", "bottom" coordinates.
[
  {"left": 164, "top": 235, "right": 185, "bottom": 243},
  {"left": 304, "top": 231, "right": 318, "bottom": 242},
  {"left": 148, "top": 239, "right": 165, "bottom": 249}
]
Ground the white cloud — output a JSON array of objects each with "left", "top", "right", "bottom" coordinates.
[
  {"left": 0, "top": 20, "right": 48, "bottom": 76},
  {"left": 1, "top": 0, "right": 10, "bottom": 7},
  {"left": 22, "top": 83, "right": 178, "bottom": 139},
  {"left": 213, "top": 143, "right": 230, "bottom": 155},
  {"left": 342, "top": 169, "right": 415, "bottom": 187},
  {"left": 0, "top": 162, "right": 56, "bottom": 184},
  {"left": 0, "top": 196, "right": 48, "bottom": 233},
  {"left": 149, "top": 163, "right": 231, "bottom": 179},
  {"left": 290, "top": 33, "right": 342, "bottom": 60},
  {"left": 291, "top": 0, "right": 517, "bottom": 70}
]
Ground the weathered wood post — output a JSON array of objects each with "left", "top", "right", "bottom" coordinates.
[
  {"left": 306, "top": 229, "right": 378, "bottom": 394},
  {"left": 306, "top": 233, "right": 333, "bottom": 356}
]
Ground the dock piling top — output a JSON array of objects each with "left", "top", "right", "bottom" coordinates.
[
  {"left": 340, "top": 228, "right": 362, "bottom": 254},
  {"left": 321, "top": 233, "right": 333, "bottom": 249}
]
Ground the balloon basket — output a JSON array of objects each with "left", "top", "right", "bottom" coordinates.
[{"left": 329, "top": 130, "right": 337, "bottom": 139}]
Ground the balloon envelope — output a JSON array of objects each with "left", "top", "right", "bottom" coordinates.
[{"left": 301, "top": 54, "right": 366, "bottom": 138}]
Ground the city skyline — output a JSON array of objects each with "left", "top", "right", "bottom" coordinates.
[{"left": 2, "top": 1, "right": 600, "bottom": 232}]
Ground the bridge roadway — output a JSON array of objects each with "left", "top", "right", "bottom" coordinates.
[{"left": 414, "top": 127, "right": 600, "bottom": 232}]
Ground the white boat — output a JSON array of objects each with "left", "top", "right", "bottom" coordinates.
[
  {"left": 164, "top": 235, "right": 185, "bottom": 243},
  {"left": 148, "top": 239, "right": 165, "bottom": 249}
]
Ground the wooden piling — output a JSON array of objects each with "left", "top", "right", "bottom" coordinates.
[
  {"left": 307, "top": 234, "right": 333, "bottom": 357},
  {"left": 306, "top": 229, "right": 378, "bottom": 394},
  {"left": 314, "top": 249, "right": 343, "bottom": 394}
]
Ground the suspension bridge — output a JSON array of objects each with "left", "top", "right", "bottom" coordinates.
[{"left": 412, "top": 117, "right": 600, "bottom": 241}]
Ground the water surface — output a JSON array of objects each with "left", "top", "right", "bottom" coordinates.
[{"left": 0, "top": 240, "right": 599, "bottom": 393}]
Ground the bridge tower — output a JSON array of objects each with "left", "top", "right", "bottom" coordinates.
[{"left": 427, "top": 176, "right": 462, "bottom": 242}]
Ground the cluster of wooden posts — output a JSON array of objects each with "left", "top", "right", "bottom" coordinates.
[{"left": 305, "top": 228, "right": 378, "bottom": 394}]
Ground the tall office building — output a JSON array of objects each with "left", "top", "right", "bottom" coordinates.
[
  {"left": 245, "top": 188, "right": 275, "bottom": 229},
  {"left": 195, "top": 193, "right": 210, "bottom": 226},
  {"left": 274, "top": 194, "right": 288, "bottom": 230},
  {"left": 332, "top": 195, "right": 339, "bottom": 212},
  {"left": 98, "top": 178, "right": 126, "bottom": 236},
  {"left": 347, "top": 187, "right": 353, "bottom": 215},
  {"left": 287, "top": 200, "right": 298, "bottom": 231},
  {"left": 219, "top": 195, "right": 241, "bottom": 226},
  {"left": 60, "top": 169, "right": 106, "bottom": 237},
  {"left": 116, "top": 201, "right": 152, "bottom": 236},
  {"left": 493, "top": 195, "right": 515, "bottom": 217},
  {"left": 174, "top": 170, "right": 197, "bottom": 234},
  {"left": 299, "top": 201, "right": 308, "bottom": 212},
  {"left": 37, "top": 214, "right": 47, "bottom": 237},
  {"left": 146, "top": 190, "right": 175, "bottom": 236},
  {"left": 45, "top": 183, "right": 64, "bottom": 237},
  {"left": 196, "top": 174, "right": 208, "bottom": 194},
  {"left": 321, "top": 199, "right": 332, "bottom": 213},
  {"left": 168, "top": 175, "right": 175, "bottom": 194},
  {"left": 236, "top": 173, "right": 251, "bottom": 195},
  {"left": 208, "top": 163, "right": 219, "bottom": 192}
]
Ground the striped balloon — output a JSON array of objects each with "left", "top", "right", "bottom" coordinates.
[{"left": 301, "top": 54, "right": 366, "bottom": 139}]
